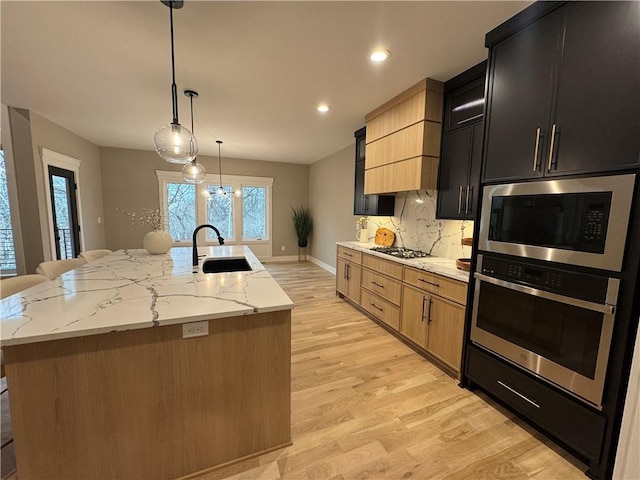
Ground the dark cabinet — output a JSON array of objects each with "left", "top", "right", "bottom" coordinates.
[
  {"left": 437, "top": 62, "right": 486, "bottom": 220},
  {"left": 483, "top": 1, "right": 640, "bottom": 183},
  {"left": 354, "top": 127, "right": 395, "bottom": 216}
]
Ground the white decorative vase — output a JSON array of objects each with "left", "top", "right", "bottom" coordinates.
[
  {"left": 358, "top": 229, "right": 369, "bottom": 243},
  {"left": 143, "top": 230, "right": 173, "bottom": 255}
]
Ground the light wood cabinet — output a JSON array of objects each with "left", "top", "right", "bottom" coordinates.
[
  {"left": 336, "top": 248, "right": 362, "bottom": 304},
  {"left": 364, "top": 78, "right": 444, "bottom": 194},
  {"left": 336, "top": 246, "right": 468, "bottom": 376},
  {"left": 426, "top": 295, "right": 465, "bottom": 371},
  {"left": 400, "top": 283, "right": 465, "bottom": 373},
  {"left": 400, "top": 284, "right": 429, "bottom": 347}
]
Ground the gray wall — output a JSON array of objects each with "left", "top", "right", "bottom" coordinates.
[
  {"left": 308, "top": 144, "right": 356, "bottom": 269},
  {"left": 100, "top": 147, "right": 309, "bottom": 256},
  {"left": 29, "top": 112, "right": 105, "bottom": 257},
  {"left": 2, "top": 108, "right": 104, "bottom": 273}
]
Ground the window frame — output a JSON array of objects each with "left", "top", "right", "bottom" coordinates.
[{"left": 156, "top": 170, "right": 273, "bottom": 248}]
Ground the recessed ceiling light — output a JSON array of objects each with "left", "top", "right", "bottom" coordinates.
[
  {"left": 317, "top": 104, "right": 330, "bottom": 113},
  {"left": 370, "top": 49, "right": 390, "bottom": 62}
]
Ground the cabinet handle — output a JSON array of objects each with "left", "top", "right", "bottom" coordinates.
[
  {"left": 457, "top": 113, "right": 483, "bottom": 125},
  {"left": 420, "top": 295, "right": 426, "bottom": 322},
  {"left": 427, "top": 297, "right": 433, "bottom": 324},
  {"left": 343, "top": 264, "right": 347, "bottom": 280},
  {"left": 371, "top": 281, "right": 385, "bottom": 288},
  {"left": 458, "top": 186, "right": 465, "bottom": 214},
  {"left": 364, "top": 196, "right": 369, "bottom": 213},
  {"left": 497, "top": 381, "right": 540, "bottom": 409},
  {"left": 547, "top": 123, "right": 557, "bottom": 171},
  {"left": 465, "top": 185, "right": 472, "bottom": 214},
  {"left": 343, "top": 252, "right": 353, "bottom": 257},
  {"left": 532, "top": 127, "right": 542, "bottom": 171},
  {"left": 418, "top": 278, "right": 439, "bottom": 287},
  {"left": 370, "top": 302, "right": 384, "bottom": 312},
  {"left": 345, "top": 263, "right": 350, "bottom": 281}
]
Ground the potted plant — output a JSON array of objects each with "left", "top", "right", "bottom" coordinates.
[{"left": 291, "top": 206, "right": 313, "bottom": 248}]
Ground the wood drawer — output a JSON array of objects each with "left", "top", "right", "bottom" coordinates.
[
  {"left": 361, "top": 289, "right": 400, "bottom": 331},
  {"left": 466, "top": 346, "right": 606, "bottom": 462},
  {"left": 362, "top": 253, "right": 403, "bottom": 280},
  {"left": 337, "top": 246, "right": 362, "bottom": 265},
  {"left": 403, "top": 266, "right": 467, "bottom": 305},
  {"left": 361, "top": 268, "right": 402, "bottom": 305}
]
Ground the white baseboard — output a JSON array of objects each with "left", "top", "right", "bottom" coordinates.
[
  {"left": 261, "top": 255, "right": 302, "bottom": 263},
  {"left": 308, "top": 256, "right": 336, "bottom": 275}
]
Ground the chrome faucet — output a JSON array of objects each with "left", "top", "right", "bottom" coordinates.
[{"left": 192, "top": 224, "right": 225, "bottom": 267}]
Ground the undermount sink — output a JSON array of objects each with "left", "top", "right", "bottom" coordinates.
[{"left": 202, "top": 256, "right": 252, "bottom": 273}]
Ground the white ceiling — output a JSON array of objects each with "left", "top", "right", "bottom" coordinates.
[{"left": 1, "top": 1, "right": 531, "bottom": 165}]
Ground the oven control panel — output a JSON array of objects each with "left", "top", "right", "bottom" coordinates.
[{"left": 480, "top": 255, "right": 609, "bottom": 303}]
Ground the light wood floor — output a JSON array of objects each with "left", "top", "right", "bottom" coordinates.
[{"left": 1, "top": 262, "right": 587, "bottom": 480}]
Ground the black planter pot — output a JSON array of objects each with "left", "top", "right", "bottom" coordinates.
[{"left": 297, "top": 238, "right": 308, "bottom": 248}]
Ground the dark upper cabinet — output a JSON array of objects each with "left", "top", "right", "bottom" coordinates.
[
  {"left": 483, "top": 1, "right": 640, "bottom": 183},
  {"left": 353, "top": 127, "right": 395, "bottom": 216},
  {"left": 437, "top": 62, "right": 486, "bottom": 220}
]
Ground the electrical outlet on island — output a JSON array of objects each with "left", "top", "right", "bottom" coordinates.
[{"left": 182, "top": 321, "right": 209, "bottom": 339}]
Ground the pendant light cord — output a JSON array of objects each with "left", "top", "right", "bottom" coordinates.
[
  {"left": 169, "top": 2, "right": 179, "bottom": 125},
  {"left": 217, "top": 141, "right": 223, "bottom": 190}
]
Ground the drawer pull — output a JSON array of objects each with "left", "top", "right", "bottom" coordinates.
[
  {"left": 371, "top": 281, "right": 385, "bottom": 288},
  {"left": 497, "top": 381, "right": 540, "bottom": 409},
  {"left": 343, "top": 252, "right": 353, "bottom": 257},
  {"left": 370, "top": 302, "right": 384, "bottom": 312},
  {"left": 418, "top": 278, "right": 439, "bottom": 287}
]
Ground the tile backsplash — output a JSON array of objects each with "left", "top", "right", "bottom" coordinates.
[{"left": 357, "top": 190, "right": 473, "bottom": 260}]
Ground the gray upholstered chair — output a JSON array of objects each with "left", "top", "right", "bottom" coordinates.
[
  {"left": 79, "top": 249, "right": 112, "bottom": 262},
  {"left": 35, "top": 258, "right": 87, "bottom": 280}
]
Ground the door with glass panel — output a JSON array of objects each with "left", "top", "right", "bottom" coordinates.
[{"left": 48, "top": 166, "right": 81, "bottom": 259}]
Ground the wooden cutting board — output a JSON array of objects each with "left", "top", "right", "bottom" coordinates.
[{"left": 374, "top": 228, "right": 395, "bottom": 246}]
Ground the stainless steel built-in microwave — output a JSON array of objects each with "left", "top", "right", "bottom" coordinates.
[{"left": 478, "top": 174, "right": 636, "bottom": 272}]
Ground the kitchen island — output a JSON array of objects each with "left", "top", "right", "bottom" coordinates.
[{"left": 0, "top": 246, "right": 293, "bottom": 480}]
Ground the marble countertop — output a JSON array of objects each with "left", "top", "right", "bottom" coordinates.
[
  {"left": 0, "top": 246, "right": 293, "bottom": 347},
  {"left": 337, "top": 241, "right": 470, "bottom": 283}
]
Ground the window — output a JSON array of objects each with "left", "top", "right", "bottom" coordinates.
[{"left": 157, "top": 171, "right": 273, "bottom": 251}]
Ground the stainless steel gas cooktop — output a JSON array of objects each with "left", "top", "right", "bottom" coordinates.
[{"left": 369, "top": 246, "right": 430, "bottom": 259}]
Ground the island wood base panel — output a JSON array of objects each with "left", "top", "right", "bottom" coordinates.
[{"left": 4, "top": 310, "right": 291, "bottom": 480}]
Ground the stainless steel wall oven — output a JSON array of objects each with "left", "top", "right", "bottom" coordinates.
[
  {"left": 470, "top": 253, "right": 619, "bottom": 409},
  {"left": 471, "top": 173, "right": 636, "bottom": 409}
]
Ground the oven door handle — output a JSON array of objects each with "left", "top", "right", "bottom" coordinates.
[{"left": 474, "top": 272, "right": 615, "bottom": 315}]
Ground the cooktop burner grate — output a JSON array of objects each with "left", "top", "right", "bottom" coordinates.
[{"left": 369, "top": 246, "right": 430, "bottom": 259}]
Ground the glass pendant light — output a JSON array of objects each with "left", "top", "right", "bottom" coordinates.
[
  {"left": 181, "top": 90, "right": 206, "bottom": 183},
  {"left": 153, "top": 0, "right": 198, "bottom": 164}
]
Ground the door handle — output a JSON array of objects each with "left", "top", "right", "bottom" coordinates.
[
  {"left": 345, "top": 263, "right": 350, "bottom": 281},
  {"left": 547, "top": 123, "right": 557, "bottom": 171},
  {"left": 458, "top": 186, "right": 465, "bottom": 214},
  {"left": 474, "top": 272, "right": 616, "bottom": 314},
  {"left": 421, "top": 295, "right": 426, "bottom": 322},
  {"left": 533, "top": 127, "right": 542, "bottom": 171},
  {"left": 427, "top": 297, "right": 433, "bottom": 324},
  {"left": 465, "top": 185, "right": 472, "bottom": 215}
]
